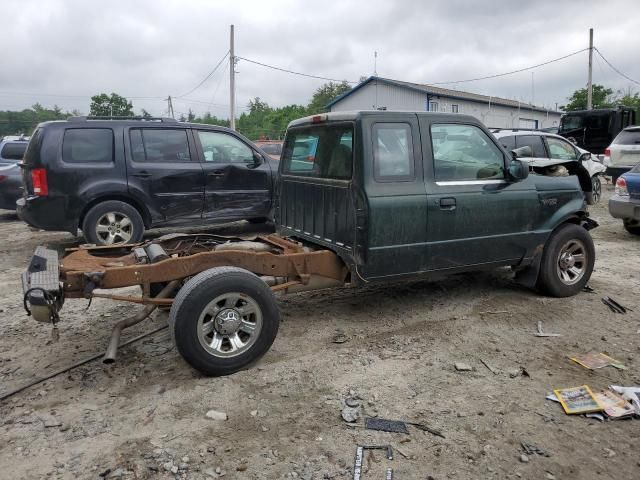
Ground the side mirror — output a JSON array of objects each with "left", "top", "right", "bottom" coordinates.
[
  {"left": 245, "top": 151, "right": 263, "bottom": 167},
  {"left": 579, "top": 152, "right": 591, "bottom": 163},
  {"left": 508, "top": 159, "right": 529, "bottom": 181},
  {"left": 511, "top": 145, "right": 533, "bottom": 158}
]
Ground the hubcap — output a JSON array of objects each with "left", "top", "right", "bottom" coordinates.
[
  {"left": 96, "top": 212, "right": 133, "bottom": 245},
  {"left": 197, "top": 293, "right": 262, "bottom": 358},
  {"left": 592, "top": 177, "right": 601, "bottom": 203},
  {"left": 556, "top": 239, "right": 587, "bottom": 285}
]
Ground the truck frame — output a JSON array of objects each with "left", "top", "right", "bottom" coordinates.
[{"left": 22, "top": 111, "right": 598, "bottom": 376}]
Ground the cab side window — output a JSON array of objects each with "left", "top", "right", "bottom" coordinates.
[
  {"left": 515, "top": 135, "right": 547, "bottom": 157},
  {"left": 546, "top": 137, "right": 577, "bottom": 160},
  {"left": 129, "top": 128, "right": 192, "bottom": 163},
  {"left": 373, "top": 123, "right": 414, "bottom": 181},
  {"left": 196, "top": 131, "right": 253, "bottom": 164},
  {"left": 431, "top": 124, "right": 505, "bottom": 181}
]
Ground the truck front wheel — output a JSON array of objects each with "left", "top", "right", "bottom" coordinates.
[
  {"left": 537, "top": 224, "right": 595, "bottom": 297},
  {"left": 169, "top": 267, "right": 280, "bottom": 376}
]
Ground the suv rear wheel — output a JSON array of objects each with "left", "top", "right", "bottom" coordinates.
[
  {"left": 537, "top": 223, "right": 595, "bottom": 297},
  {"left": 82, "top": 200, "right": 144, "bottom": 246},
  {"left": 623, "top": 220, "right": 640, "bottom": 236}
]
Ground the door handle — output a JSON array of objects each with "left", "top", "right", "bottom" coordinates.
[
  {"left": 439, "top": 197, "right": 456, "bottom": 210},
  {"left": 132, "top": 171, "right": 152, "bottom": 178},
  {"left": 207, "top": 171, "right": 226, "bottom": 177}
]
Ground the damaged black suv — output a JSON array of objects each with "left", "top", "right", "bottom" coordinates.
[{"left": 17, "top": 116, "right": 276, "bottom": 245}]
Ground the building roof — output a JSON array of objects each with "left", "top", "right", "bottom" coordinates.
[{"left": 326, "top": 76, "right": 558, "bottom": 114}]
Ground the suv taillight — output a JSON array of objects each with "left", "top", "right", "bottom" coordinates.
[
  {"left": 604, "top": 148, "right": 611, "bottom": 157},
  {"left": 31, "top": 168, "right": 48, "bottom": 196},
  {"left": 615, "top": 177, "right": 628, "bottom": 196}
]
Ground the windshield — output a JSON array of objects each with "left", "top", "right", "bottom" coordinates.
[
  {"left": 281, "top": 123, "right": 353, "bottom": 180},
  {"left": 561, "top": 115, "right": 584, "bottom": 130}
]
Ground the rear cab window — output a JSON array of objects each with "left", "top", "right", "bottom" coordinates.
[
  {"left": 0, "top": 142, "right": 27, "bottom": 161},
  {"left": 372, "top": 123, "right": 415, "bottom": 181},
  {"left": 62, "top": 128, "right": 114, "bottom": 163},
  {"left": 613, "top": 130, "right": 640, "bottom": 145},
  {"left": 281, "top": 124, "right": 353, "bottom": 180}
]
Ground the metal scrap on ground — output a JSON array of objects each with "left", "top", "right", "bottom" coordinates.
[{"left": 534, "top": 321, "right": 561, "bottom": 337}]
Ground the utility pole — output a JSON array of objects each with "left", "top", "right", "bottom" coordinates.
[
  {"left": 587, "top": 28, "right": 594, "bottom": 110},
  {"left": 230, "top": 24, "right": 236, "bottom": 131},
  {"left": 166, "top": 96, "right": 175, "bottom": 118}
]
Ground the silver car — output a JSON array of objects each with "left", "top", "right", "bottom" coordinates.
[
  {"left": 0, "top": 136, "right": 29, "bottom": 210},
  {"left": 603, "top": 126, "right": 640, "bottom": 183}
]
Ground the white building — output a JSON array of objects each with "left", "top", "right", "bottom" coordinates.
[{"left": 327, "top": 76, "right": 561, "bottom": 130}]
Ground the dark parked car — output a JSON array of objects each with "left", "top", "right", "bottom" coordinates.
[
  {"left": 253, "top": 140, "right": 283, "bottom": 160},
  {"left": 609, "top": 164, "right": 640, "bottom": 235},
  {"left": 17, "top": 117, "right": 276, "bottom": 245},
  {"left": 0, "top": 136, "right": 29, "bottom": 210}
]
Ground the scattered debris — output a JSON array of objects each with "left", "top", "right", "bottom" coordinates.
[
  {"left": 509, "top": 367, "right": 530, "bottom": 379},
  {"left": 519, "top": 454, "right": 529, "bottom": 463},
  {"left": 521, "top": 442, "right": 550, "bottom": 457},
  {"left": 585, "top": 412, "right": 605, "bottom": 422},
  {"left": 365, "top": 418, "right": 409, "bottom": 434},
  {"left": 609, "top": 386, "right": 640, "bottom": 413},
  {"left": 570, "top": 352, "right": 626, "bottom": 370},
  {"left": 582, "top": 285, "right": 595, "bottom": 293},
  {"left": 553, "top": 385, "right": 602, "bottom": 414},
  {"left": 341, "top": 406, "right": 360, "bottom": 423},
  {"left": 479, "top": 358, "right": 499, "bottom": 375},
  {"left": 601, "top": 297, "right": 629, "bottom": 314},
  {"left": 406, "top": 421, "right": 445, "bottom": 439},
  {"left": 454, "top": 362, "right": 472, "bottom": 372},
  {"left": 353, "top": 445, "right": 393, "bottom": 480},
  {"left": 205, "top": 410, "right": 228, "bottom": 421},
  {"left": 534, "top": 321, "right": 561, "bottom": 337},
  {"left": 332, "top": 333, "right": 349, "bottom": 344}
]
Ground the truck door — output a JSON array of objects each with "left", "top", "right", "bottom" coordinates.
[
  {"left": 421, "top": 120, "right": 539, "bottom": 271},
  {"left": 359, "top": 114, "right": 429, "bottom": 279},
  {"left": 126, "top": 127, "right": 204, "bottom": 222},
  {"left": 193, "top": 129, "right": 272, "bottom": 220}
]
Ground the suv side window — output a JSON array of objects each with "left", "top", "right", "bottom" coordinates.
[
  {"left": 196, "top": 130, "right": 253, "bottom": 164},
  {"left": 498, "top": 135, "right": 516, "bottom": 151},
  {"left": 129, "top": 128, "right": 192, "bottom": 163},
  {"left": 373, "top": 123, "right": 414, "bottom": 181},
  {"left": 62, "top": 129, "right": 113, "bottom": 163},
  {"left": 431, "top": 124, "right": 504, "bottom": 181},
  {"left": 546, "top": 137, "right": 577, "bottom": 160},
  {"left": 515, "top": 135, "right": 547, "bottom": 157}
]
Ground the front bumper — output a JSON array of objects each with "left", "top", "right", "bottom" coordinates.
[
  {"left": 608, "top": 194, "right": 640, "bottom": 221},
  {"left": 16, "top": 196, "right": 77, "bottom": 233}
]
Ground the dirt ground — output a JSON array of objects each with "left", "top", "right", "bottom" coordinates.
[{"left": 0, "top": 184, "right": 638, "bottom": 480}]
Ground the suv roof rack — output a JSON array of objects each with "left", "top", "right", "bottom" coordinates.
[
  {"left": 67, "top": 116, "right": 178, "bottom": 123},
  {"left": 490, "top": 128, "right": 535, "bottom": 133}
]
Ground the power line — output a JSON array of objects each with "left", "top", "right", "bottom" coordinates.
[
  {"left": 594, "top": 47, "right": 640, "bottom": 87},
  {"left": 175, "top": 51, "right": 229, "bottom": 98},
  {"left": 237, "top": 56, "right": 358, "bottom": 84},
  {"left": 429, "top": 48, "right": 589, "bottom": 85}
]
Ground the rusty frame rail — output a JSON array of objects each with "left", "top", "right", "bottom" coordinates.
[{"left": 60, "top": 234, "right": 349, "bottom": 299}]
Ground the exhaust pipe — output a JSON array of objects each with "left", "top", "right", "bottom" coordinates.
[{"left": 103, "top": 280, "right": 180, "bottom": 364}]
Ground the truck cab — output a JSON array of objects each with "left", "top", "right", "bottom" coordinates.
[{"left": 277, "top": 111, "right": 595, "bottom": 288}]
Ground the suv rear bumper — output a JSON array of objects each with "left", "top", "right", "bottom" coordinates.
[
  {"left": 608, "top": 194, "right": 639, "bottom": 221},
  {"left": 17, "top": 196, "right": 77, "bottom": 234}
]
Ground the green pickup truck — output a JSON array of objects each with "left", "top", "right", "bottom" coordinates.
[{"left": 23, "top": 111, "right": 597, "bottom": 376}]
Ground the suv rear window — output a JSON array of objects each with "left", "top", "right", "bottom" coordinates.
[
  {"left": 613, "top": 129, "right": 640, "bottom": 145},
  {"left": 62, "top": 129, "right": 113, "bottom": 163},
  {"left": 0, "top": 142, "right": 27, "bottom": 161},
  {"left": 281, "top": 124, "right": 353, "bottom": 180}
]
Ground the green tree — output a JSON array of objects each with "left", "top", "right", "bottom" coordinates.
[
  {"left": 306, "top": 81, "right": 352, "bottom": 114},
  {"left": 89, "top": 92, "right": 134, "bottom": 116},
  {"left": 561, "top": 84, "right": 614, "bottom": 111}
]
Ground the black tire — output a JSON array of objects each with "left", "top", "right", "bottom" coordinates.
[
  {"left": 623, "top": 220, "right": 640, "bottom": 236},
  {"left": 587, "top": 175, "right": 601, "bottom": 205},
  {"left": 537, "top": 223, "right": 595, "bottom": 297},
  {"left": 82, "top": 200, "right": 144, "bottom": 246},
  {"left": 611, "top": 175, "right": 619, "bottom": 185},
  {"left": 169, "top": 266, "right": 280, "bottom": 376}
]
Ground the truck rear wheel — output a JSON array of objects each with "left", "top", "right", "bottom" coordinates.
[
  {"left": 537, "top": 224, "right": 595, "bottom": 297},
  {"left": 169, "top": 266, "right": 280, "bottom": 376}
]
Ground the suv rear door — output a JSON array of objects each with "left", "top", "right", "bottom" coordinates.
[
  {"left": 192, "top": 129, "right": 272, "bottom": 220},
  {"left": 125, "top": 126, "right": 204, "bottom": 223}
]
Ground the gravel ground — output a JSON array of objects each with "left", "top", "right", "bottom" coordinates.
[{"left": 0, "top": 183, "right": 639, "bottom": 480}]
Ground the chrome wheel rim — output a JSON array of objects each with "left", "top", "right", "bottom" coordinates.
[
  {"left": 592, "top": 177, "right": 601, "bottom": 204},
  {"left": 96, "top": 212, "right": 133, "bottom": 245},
  {"left": 197, "top": 292, "right": 262, "bottom": 358},
  {"left": 556, "top": 239, "right": 587, "bottom": 285}
]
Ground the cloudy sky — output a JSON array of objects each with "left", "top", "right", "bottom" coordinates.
[{"left": 1, "top": 0, "right": 638, "bottom": 118}]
